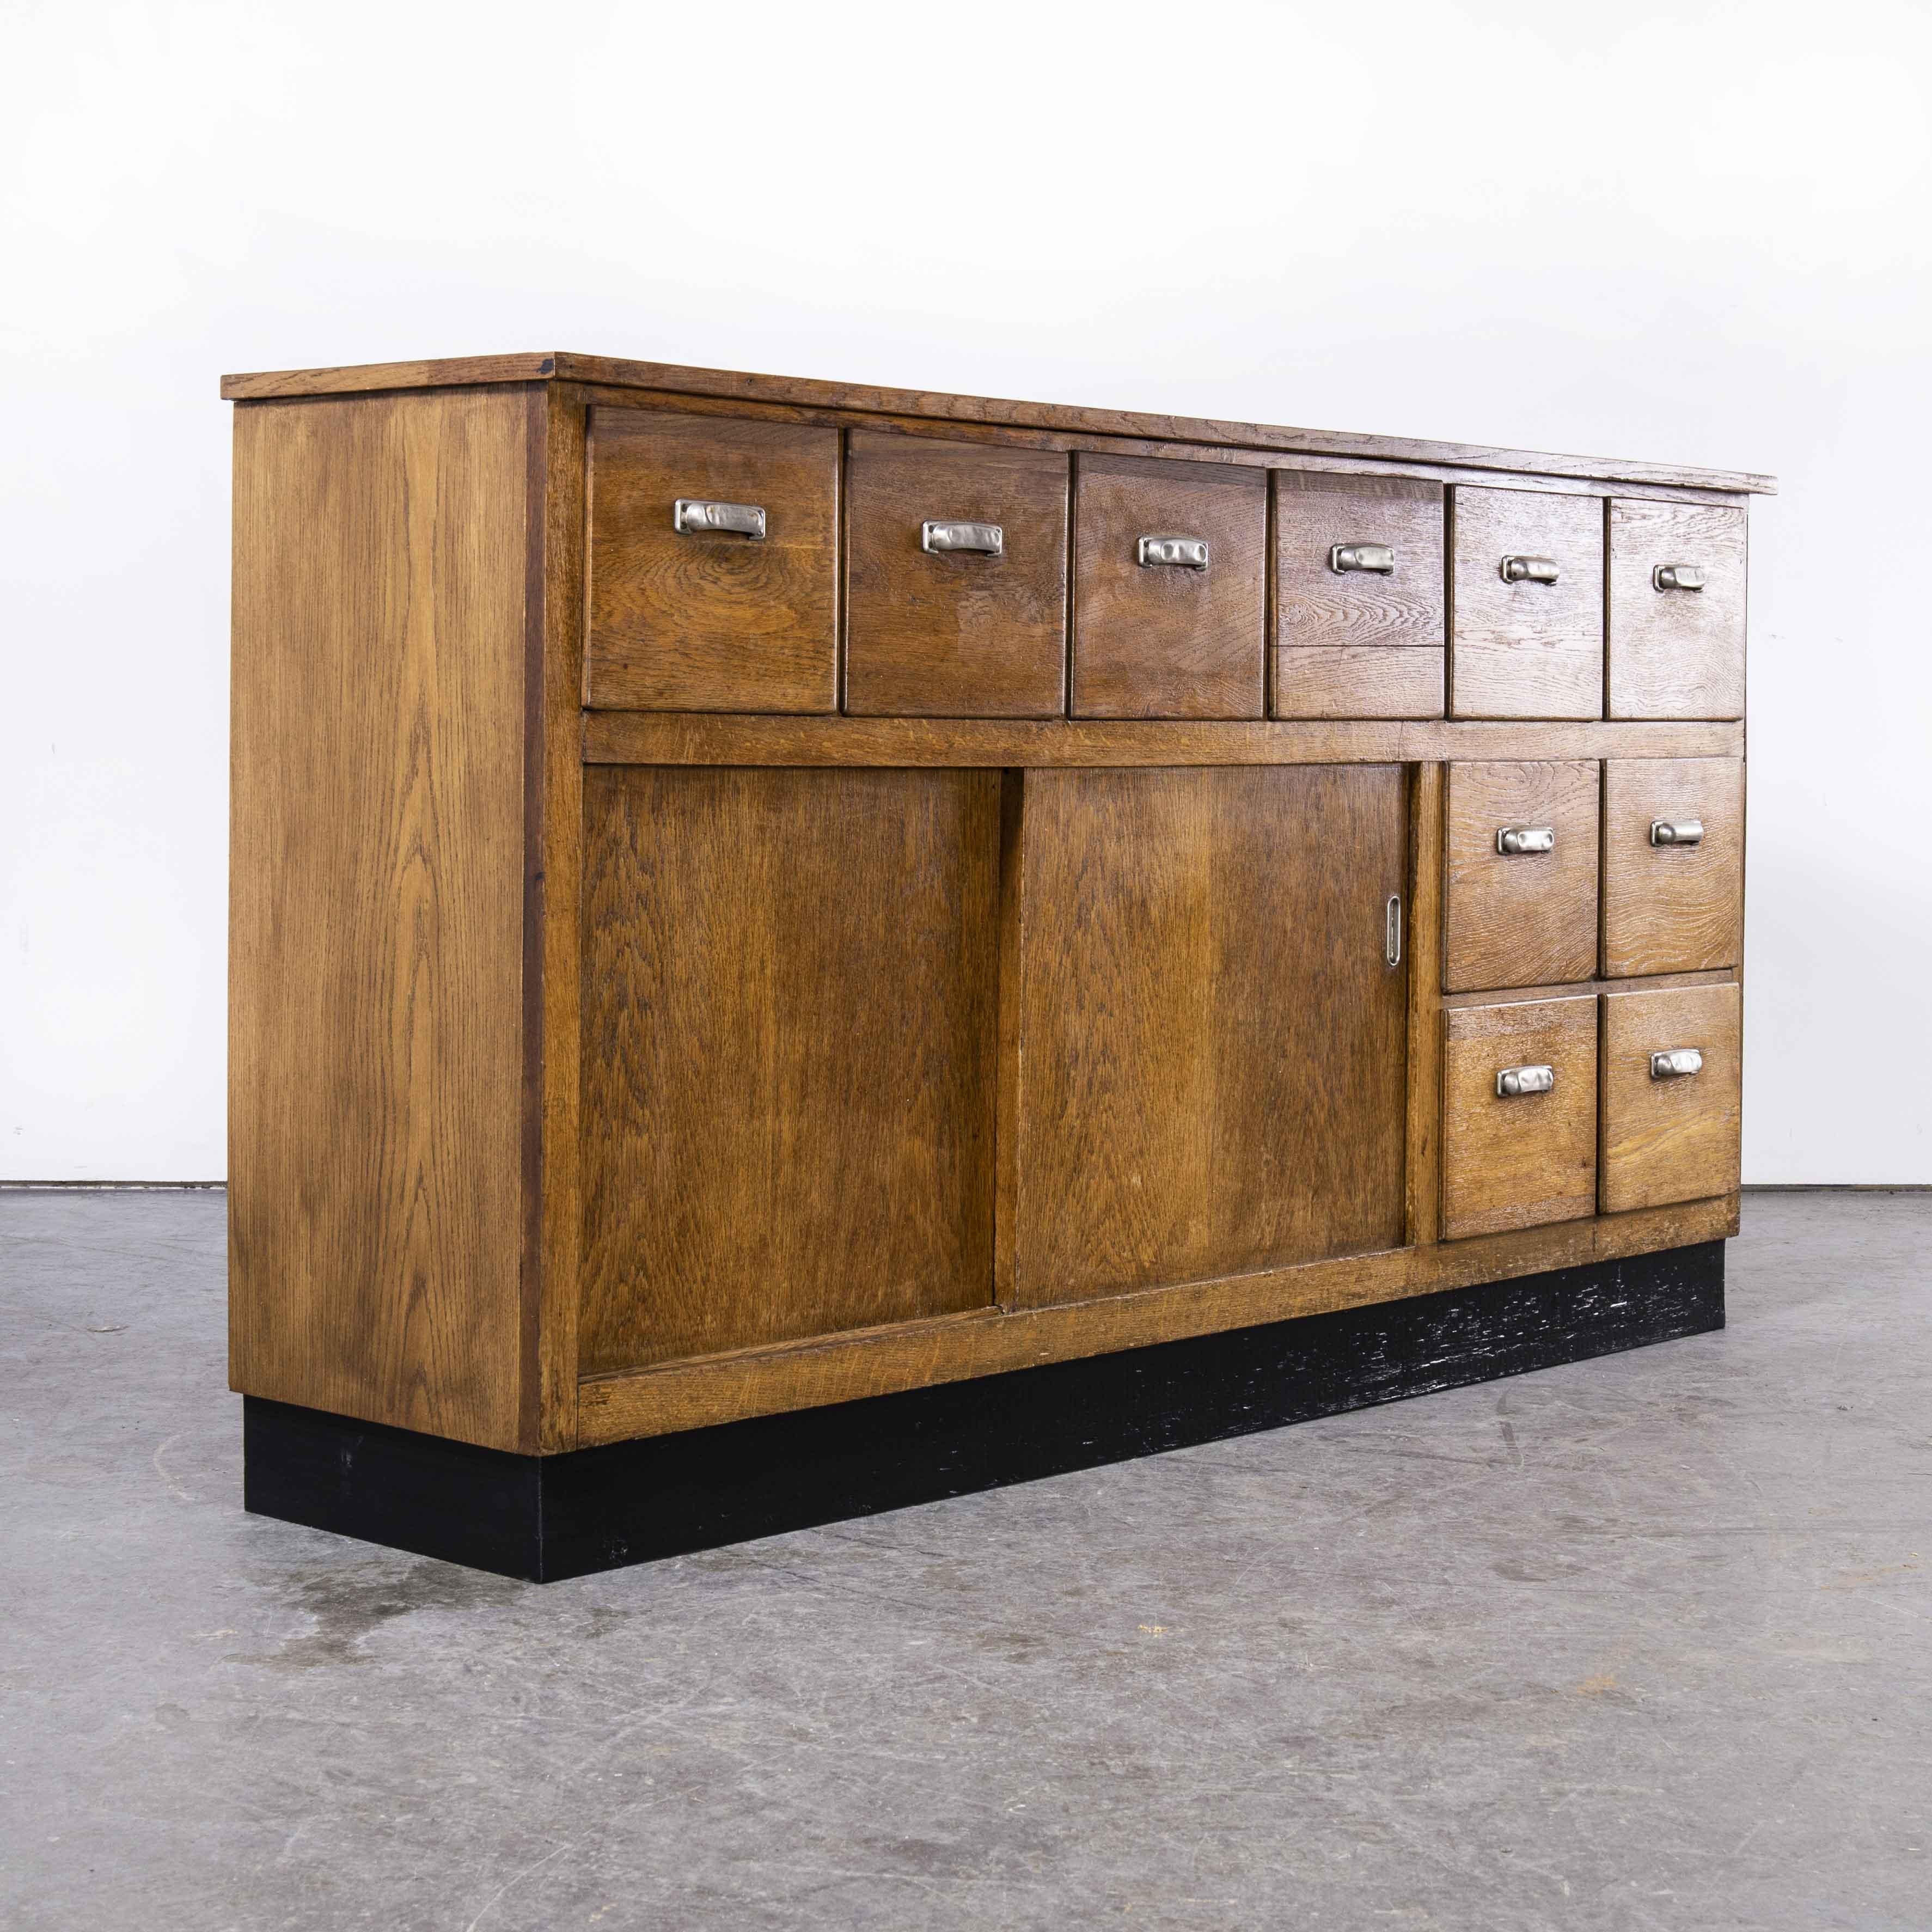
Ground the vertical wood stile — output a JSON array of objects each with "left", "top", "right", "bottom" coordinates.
[
  {"left": 1404, "top": 762, "right": 1445, "bottom": 1248},
  {"left": 993, "top": 768, "right": 1029, "bottom": 1305},
  {"left": 534, "top": 385, "right": 589, "bottom": 1451}
]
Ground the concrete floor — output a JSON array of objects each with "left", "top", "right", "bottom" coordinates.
[{"left": 1, "top": 1194, "right": 1927, "bottom": 1931}]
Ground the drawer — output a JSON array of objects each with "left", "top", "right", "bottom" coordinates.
[
  {"left": 1607, "top": 498, "right": 1746, "bottom": 719},
  {"left": 1449, "top": 486, "right": 1604, "bottom": 719},
  {"left": 1274, "top": 471, "right": 1444, "bottom": 719},
  {"left": 846, "top": 433, "right": 1069, "bottom": 717},
  {"left": 1071, "top": 455, "right": 1264, "bottom": 718},
  {"left": 1602, "top": 758, "right": 1744, "bottom": 977},
  {"left": 1600, "top": 982, "right": 1741, "bottom": 1212},
  {"left": 586, "top": 409, "right": 840, "bottom": 712},
  {"left": 1441, "top": 993, "right": 1598, "bottom": 1239},
  {"left": 1444, "top": 761, "right": 1600, "bottom": 993}
]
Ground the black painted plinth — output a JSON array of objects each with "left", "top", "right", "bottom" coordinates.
[{"left": 244, "top": 1239, "right": 1724, "bottom": 1581}]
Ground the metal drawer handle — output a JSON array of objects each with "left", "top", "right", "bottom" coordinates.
[
  {"left": 1501, "top": 554, "right": 1560, "bottom": 585},
  {"left": 1496, "top": 824, "right": 1556, "bottom": 856},
  {"left": 1138, "top": 534, "right": 1210, "bottom": 570},
  {"left": 1497, "top": 1064, "right": 1555, "bottom": 1098},
  {"left": 1331, "top": 542, "right": 1396, "bottom": 574},
  {"left": 1650, "top": 817, "right": 1704, "bottom": 847},
  {"left": 922, "top": 520, "right": 1004, "bottom": 557},
  {"left": 674, "top": 498, "right": 766, "bottom": 539},
  {"left": 1650, "top": 1047, "right": 1704, "bottom": 1080},
  {"left": 1654, "top": 563, "right": 1706, "bottom": 591}
]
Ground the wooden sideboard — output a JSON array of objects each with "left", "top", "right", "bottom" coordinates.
[{"left": 224, "top": 353, "right": 1769, "bottom": 1579}]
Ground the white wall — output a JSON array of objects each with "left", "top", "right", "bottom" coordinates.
[{"left": 3, "top": 0, "right": 1928, "bottom": 1182}]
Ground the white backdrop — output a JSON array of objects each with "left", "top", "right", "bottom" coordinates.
[{"left": 3, "top": 0, "right": 1928, "bottom": 1183}]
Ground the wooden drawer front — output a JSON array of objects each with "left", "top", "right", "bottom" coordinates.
[
  {"left": 1072, "top": 456, "right": 1265, "bottom": 718},
  {"left": 1444, "top": 761, "right": 1600, "bottom": 993},
  {"left": 1608, "top": 498, "right": 1746, "bottom": 719},
  {"left": 846, "top": 433, "right": 1069, "bottom": 717},
  {"left": 1441, "top": 994, "right": 1598, "bottom": 1239},
  {"left": 1274, "top": 471, "right": 1444, "bottom": 719},
  {"left": 1449, "top": 487, "right": 1604, "bottom": 719},
  {"left": 586, "top": 408, "right": 839, "bottom": 713},
  {"left": 1602, "top": 758, "right": 1744, "bottom": 977},
  {"left": 1600, "top": 982, "right": 1741, "bottom": 1213}
]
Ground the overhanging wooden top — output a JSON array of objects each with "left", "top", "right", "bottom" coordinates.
[{"left": 218, "top": 352, "right": 1777, "bottom": 496}]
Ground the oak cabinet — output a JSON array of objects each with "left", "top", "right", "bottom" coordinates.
[{"left": 225, "top": 351, "right": 1764, "bottom": 1572}]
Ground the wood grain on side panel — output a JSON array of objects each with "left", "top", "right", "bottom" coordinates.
[
  {"left": 577, "top": 766, "right": 1001, "bottom": 1373},
  {"left": 1011, "top": 766, "right": 1409, "bottom": 1304},
  {"left": 229, "top": 389, "right": 533, "bottom": 1451},
  {"left": 1274, "top": 470, "right": 1445, "bottom": 719}
]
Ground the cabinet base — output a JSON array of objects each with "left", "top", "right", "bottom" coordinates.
[{"left": 244, "top": 1238, "right": 1725, "bottom": 1582}]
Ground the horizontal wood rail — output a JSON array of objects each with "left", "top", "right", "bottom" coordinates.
[{"left": 582, "top": 714, "right": 1746, "bottom": 769}]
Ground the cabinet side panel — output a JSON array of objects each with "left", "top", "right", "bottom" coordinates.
[{"left": 229, "top": 389, "right": 532, "bottom": 1451}]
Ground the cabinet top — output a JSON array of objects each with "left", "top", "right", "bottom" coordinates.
[{"left": 218, "top": 351, "right": 1777, "bottom": 496}]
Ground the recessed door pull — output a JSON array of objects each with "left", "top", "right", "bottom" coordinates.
[
  {"left": 1649, "top": 817, "right": 1704, "bottom": 847},
  {"left": 1496, "top": 824, "right": 1556, "bottom": 856},
  {"left": 1501, "top": 554, "right": 1560, "bottom": 584},
  {"left": 921, "top": 521, "right": 1004, "bottom": 556},
  {"left": 1496, "top": 1065, "right": 1555, "bottom": 1098},
  {"left": 674, "top": 498, "right": 766, "bottom": 537},
  {"left": 1650, "top": 1047, "right": 1704, "bottom": 1080},
  {"left": 1138, "top": 535, "right": 1210, "bottom": 570},
  {"left": 1330, "top": 542, "right": 1396, "bottom": 574},
  {"left": 1385, "top": 894, "right": 1403, "bottom": 967}
]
